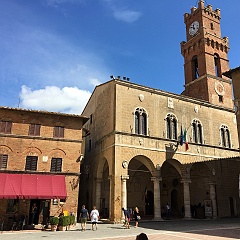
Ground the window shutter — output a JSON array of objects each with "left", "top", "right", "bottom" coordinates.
[
  {"left": 51, "top": 158, "right": 62, "bottom": 172},
  {"left": 56, "top": 158, "right": 62, "bottom": 172},
  {"left": 6, "top": 122, "right": 12, "bottom": 134},
  {"left": 25, "top": 156, "right": 38, "bottom": 171},
  {"left": 29, "top": 124, "right": 35, "bottom": 135},
  {"left": 29, "top": 124, "right": 41, "bottom": 136},
  {"left": 0, "top": 121, "right": 4, "bottom": 132},
  {"left": 0, "top": 154, "right": 8, "bottom": 169},
  {"left": 35, "top": 124, "right": 41, "bottom": 136},
  {"left": 0, "top": 121, "right": 12, "bottom": 133},
  {"left": 59, "top": 127, "right": 64, "bottom": 138},
  {"left": 54, "top": 126, "right": 64, "bottom": 138}
]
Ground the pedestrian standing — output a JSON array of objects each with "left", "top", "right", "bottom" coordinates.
[
  {"left": 90, "top": 206, "right": 99, "bottom": 231},
  {"left": 166, "top": 203, "right": 170, "bottom": 219},
  {"left": 79, "top": 205, "right": 89, "bottom": 231},
  {"left": 30, "top": 203, "right": 37, "bottom": 225},
  {"left": 133, "top": 207, "right": 141, "bottom": 227}
]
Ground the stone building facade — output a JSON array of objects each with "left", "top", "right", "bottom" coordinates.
[
  {"left": 80, "top": 1, "right": 240, "bottom": 222},
  {"left": 224, "top": 67, "right": 240, "bottom": 145},
  {"left": 0, "top": 107, "right": 88, "bottom": 227}
]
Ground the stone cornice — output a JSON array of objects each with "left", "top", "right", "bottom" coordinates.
[{"left": 0, "top": 133, "right": 83, "bottom": 143}]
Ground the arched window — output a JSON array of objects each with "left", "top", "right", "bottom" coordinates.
[
  {"left": 166, "top": 114, "right": 177, "bottom": 140},
  {"left": 214, "top": 54, "right": 221, "bottom": 77},
  {"left": 192, "top": 119, "right": 203, "bottom": 144},
  {"left": 134, "top": 108, "right": 147, "bottom": 135},
  {"left": 192, "top": 56, "right": 199, "bottom": 80},
  {"left": 220, "top": 125, "right": 231, "bottom": 148}
]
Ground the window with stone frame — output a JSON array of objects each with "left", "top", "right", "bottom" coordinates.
[
  {"left": 166, "top": 114, "right": 177, "bottom": 140},
  {"left": 0, "top": 121, "right": 12, "bottom": 134},
  {"left": 220, "top": 125, "right": 231, "bottom": 148},
  {"left": 50, "top": 157, "right": 62, "bottom": 172},
  {"left": 0, "top": 154, "right": 8, "bottom": 169},
  {"left": 25, "top": 156, "right": 38, "bottom": 171},
  {"left": 53, "top": 126, "right": 64, "bottom": 138},
  {"left": 134, "top": 108, "right": 147, "bottom": 135},
  {"left": 192, "top": 119, "right": 203, "bottom": 144},
  {"left": 192, "top": 56, "right": 199, "bottom": 80},
  {"left": 29, "top": 123, "right": 41, "bottom": 136}
]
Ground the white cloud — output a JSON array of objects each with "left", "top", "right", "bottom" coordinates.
[
  {"left": 113, "top": 10, "right": 142, "bottom": 23},
  {"left": 90, "top": 78, "right": 102, "bottom": 87},
  {"left": 20, "top": 85, "right": 91, "bottom": 114},
  {"left": 101, "top": 0, "right": 142, "bottom": 23}
]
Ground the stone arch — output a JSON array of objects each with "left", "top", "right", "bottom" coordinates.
[
  {"left": 124, "top": 149, "right": 162, "bottom": 170},
  {"left": 127, "top": 155, "right": 156, "bottom": 216},
  {"left": 190, "top": 162, "right": 211, "bottom": 219},
  {"left": 95, "top": 157, "right": 110, "bottom": 218},
  {"left": 23, "top": 147, "right": 42, "bottom": 156},
  {"left": 161, "top": 159, "right": 184, "bottom": 218},
  {"left": 49, "top": 148, "right": 66, "bottom": 158},
  {"left": 0, "top": 145, "right": 13, "bottom": 154},
  {"left": 96, "top": 157, "right": 109, "bottom": 179}
]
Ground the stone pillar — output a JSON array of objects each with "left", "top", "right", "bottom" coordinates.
[
  {"left": 121, "top": 175, "right": 129, "bottom": 220},
  {"left": 209, "top": 182, "right": 217, "bottom": 219},
  {"left": 181, "top": 179, "right": 192, "bottom": 219},
  {"left": 108, "top": 175, "right": 113, "bottom": 220},
  {"left": 95, "top": 178, "right": 102, "bottom": 211},
  {"left": 151, "top": 177, "right": 162, "bottom": 221}
]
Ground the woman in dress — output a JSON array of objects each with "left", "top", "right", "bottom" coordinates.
[
  {"left": 133, "top": 207, "right": 140, "bottom": 227},
  {"left": 90, "top": 206, "right": 99, "bottom": 230}
]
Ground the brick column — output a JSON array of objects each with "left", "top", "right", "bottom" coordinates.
[
  {"left": 95, "top": 178, "right": 102, "bottom": 211},
  {"left": 181, "top": 179, "right": 192, "bottom": 219},
  {"left": 121, "top": 175, "right": 129, "bottom": 220},
  {"left": 151, "top": 177, "right": 162, "bottom": 221},
  {"left": 209, "top": 182, "right": 217, "bottom": 219}
]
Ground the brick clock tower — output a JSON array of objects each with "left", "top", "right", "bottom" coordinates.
[{"left": 181, "top": 0, "right": 233, "bottom": 108}]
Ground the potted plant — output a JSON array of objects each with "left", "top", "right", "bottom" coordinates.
[
  {"left": 50, "top": 217, "right": 59, "bottom": 231},
  {"left": 58, "top": 216, "right": 70, "bottom": 231}
]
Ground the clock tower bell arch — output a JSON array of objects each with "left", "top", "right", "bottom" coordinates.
[{"left": 181, "top": 0, "right": 233, "bottom": 108}]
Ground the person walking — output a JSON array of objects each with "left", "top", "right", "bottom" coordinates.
[
  {"left": 133, "top": 207, "right": 141, "bottom": 227},
  {"left": 79, "top": 205, "right": 89, "bottom": 231},
  {"left": 90, "top": 206, "right": 99, "bottom": 231},
  {"left": 122, "top": 208, "right": 130, "bottom": 229}
]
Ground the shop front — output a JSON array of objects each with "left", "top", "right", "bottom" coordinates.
[{"left": 0, "top": 173, "right": 67, "bottom": 231}]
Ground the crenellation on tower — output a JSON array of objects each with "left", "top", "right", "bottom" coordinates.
[
  {"left": 180, "top": 1, "right": 233, "bottom": 109},
  {"left": 204, "top": 5, "right": 221, "bottom": 19},
  {"left": 191, "top": 7, "right": 197, "bottom": 14},
  {"left": 198, "top": 0, "right": 205, "bottom": 10}
]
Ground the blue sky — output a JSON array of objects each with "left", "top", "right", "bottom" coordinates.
[{"left": 0, "top": 0, "right": 239, "bottom": 114}]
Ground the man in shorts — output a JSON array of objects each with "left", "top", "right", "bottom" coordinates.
[
  {"left": 122, "top": 208, "right": 130, "bottom": 229},
  {"left": 79, "top": 205, "right": 89, "bottom": 231}
]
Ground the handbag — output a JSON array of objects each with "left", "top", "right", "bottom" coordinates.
[{"left": 137, "top": 215, "right": 141, "bottom": 220}]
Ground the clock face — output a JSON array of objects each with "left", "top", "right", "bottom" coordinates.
[
  {"left": 189, "top": 21, "right": 199, "bottom": 36},
  {"left": 214, "top": 81, "right": 225, "bottom": 96}
]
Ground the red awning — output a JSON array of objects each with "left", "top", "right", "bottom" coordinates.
[{"left": 0, "top": 173, "right": 67, "bottom": 199}]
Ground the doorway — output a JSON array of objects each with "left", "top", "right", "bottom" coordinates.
[
  {"left": 145, "top": 191, "right": 154, "bottom": 215},
  {"left": 28, "top": 200, "right": 40, "bottom": 225}
]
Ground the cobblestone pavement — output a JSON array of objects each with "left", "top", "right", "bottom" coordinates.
[{"left": 1, "top": 218, "right": 240, "bottom": 240}]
